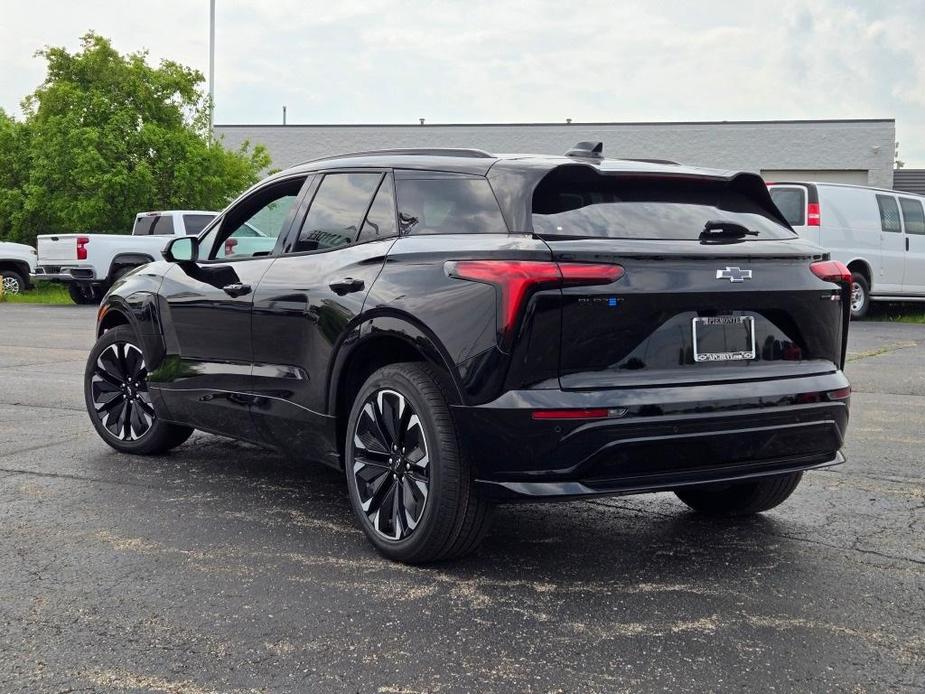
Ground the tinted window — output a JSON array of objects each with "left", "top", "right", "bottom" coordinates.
[
  {"left": 396, "top": 177, "right": 508, "bottom": 234},
  {"left": 899, "top": 198, "right": 925, "bottom": 235},
  {"left": 183, "top": 214, "right": 215, "bottom": 236},
  {"left": 532, "top": 168, "right": 795, "bottom": 240},
  {"left": 876, "top": 194, "right": 902, "bottom": 233},
  {"left": 134, "top": 215, "right": 173, "bottom": 235},
  {"left": 769, "top": 187, "right": 805, "bottom": 226},
  {"left": 358, "top": 176, "right": 397, "bottom": 243},
  {"left": 293, "top": 173, "right": 381, "bottom": 253}
]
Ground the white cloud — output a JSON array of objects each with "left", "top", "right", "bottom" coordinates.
[{"left": 1, "top": 0, "right": 923, "bottom": 164}]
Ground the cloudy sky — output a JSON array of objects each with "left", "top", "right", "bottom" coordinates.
[{"left": 1, "top": 0, "right": 923, "bottom": 165}]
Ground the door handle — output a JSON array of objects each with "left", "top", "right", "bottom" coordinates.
[
  {"left": 222, "top": 282, "right": 252, "bottom": 297},
  {"left": 907, "top": 237, "right": 910, "bottom": 251},
  {"left": 328, "top": 277, "right": 365, "bottom": 295}
]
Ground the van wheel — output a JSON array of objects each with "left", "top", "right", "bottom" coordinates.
[
  {"left": 849, "top": 273, "right": 870, "bottom": 319},
  {"left": 345, "top": 362, "right": 493, "bottom": 563},
  {"left": 675, "top": 472, "right": 802, "bottom": 515}
]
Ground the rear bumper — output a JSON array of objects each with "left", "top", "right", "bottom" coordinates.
[
  {"left": 31, "top": 266, "right": 97, "bottom": 283},
  {"left": 452, "top": 371, "right": 850, "bottom": 501}
]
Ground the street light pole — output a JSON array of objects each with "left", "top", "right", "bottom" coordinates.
[{"left": 208, "top": 0, "right": 215, "bottom": 140}]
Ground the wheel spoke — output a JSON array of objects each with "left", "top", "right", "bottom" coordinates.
[
  {"left": 90, "top": 340, "right": 156, "bottom": 442},
  {"left": 94, "top": 366, "right": 123, "bottom": 388}
]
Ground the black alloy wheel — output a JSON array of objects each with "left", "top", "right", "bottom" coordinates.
[
  {"left": 89, "top": 341, "right": 156, "bottom": 441},
  {"left": 351, "top": 388, "right": 430, "bottom": 540}
]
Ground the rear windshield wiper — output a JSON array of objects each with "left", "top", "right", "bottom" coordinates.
[{"left": 699, "top": 220, "right": 760, "bottom": 244}]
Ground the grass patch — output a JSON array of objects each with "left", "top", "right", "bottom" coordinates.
[
  {"left": 862, "top": 303, "right": 925, "bottom": 324},
  {"left": 0, "top": 281, "right": 73, "bottom": 304}
]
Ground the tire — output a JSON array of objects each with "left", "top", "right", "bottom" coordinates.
[
  {"left": 68, "top": 283, "right": 100, "bottom": 305},
  {"left": 849, "top": 272, "right": 870, "bottom": 319},
  {"left": 344, "top": 362, "right": 493, "bottom": 563},
  {"left": 674, "top": 472, "right": 803, "bottom": 516},
  {"left": 1, "top": 270, "right": 26, "bottom": 295},
  {"left": 84, "top": 325, "right": 193, "bottom": 455}
]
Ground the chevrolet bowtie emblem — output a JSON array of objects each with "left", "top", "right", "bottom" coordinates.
[{"left": 716, "top": 266, "right": 752, "bottom": 283}]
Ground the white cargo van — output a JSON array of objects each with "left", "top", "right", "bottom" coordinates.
[{"left": 768, "top": 182, "right": 925, "bottom": 317}]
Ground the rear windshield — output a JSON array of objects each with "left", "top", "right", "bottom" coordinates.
[
  {"left": 768, "top": 187, "right": 806, "bottom": 226},
  {"left": 183, "top": 214, "right": 215, "bottom": 235},
  {"left": 531, "top": 168, "right": 795, "bottom": 240}
]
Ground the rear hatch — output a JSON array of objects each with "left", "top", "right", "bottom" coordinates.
[{"left": 530, "top": 166, "right": 848, "bottom": 389}]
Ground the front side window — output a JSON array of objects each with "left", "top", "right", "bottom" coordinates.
[
  {"left": 876, "top": 194, "right": 902, "bottom": 233},
  {"left": 292, "top": 173, "right": 382, "bottom": 253},
  {"left": 396, "top": 176, "right": 508, "bottom": 235},
  {"left": 769, "top": 187, "right": 805, "bottom": 227},
  {"left": 899, "top": 198, "right": 925, "bottom": 235},
  {"left": 205, "top": 177, "right": 306, "bottom": 259}
]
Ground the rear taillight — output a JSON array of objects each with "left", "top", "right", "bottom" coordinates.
[
  {"left": 224, "top": 238, "right": 238, "bottom": 256},
  {"left": 810, "top": 260, "right": 851, "bottom": 284},
  {"left": 807, "top": 202, "right": 821, "bottom": 226},
  {"left": 445, "top": 260, "right": 624, "bottom": 346},
  {"left": 532, "top": 408, "right": 609, "bottom": 421},
  {"left": 76, "top": 236, "right": 89, "bottom": 260}
]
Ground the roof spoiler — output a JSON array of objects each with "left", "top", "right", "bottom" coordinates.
[{"left": 565, "top": 141, "right": 603, "bottom": 159}]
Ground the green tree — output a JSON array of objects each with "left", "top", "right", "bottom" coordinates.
[{"left": 0, "top": 32, "right": 270, "bottom": 246}]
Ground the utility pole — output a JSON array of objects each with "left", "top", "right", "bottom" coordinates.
[
  {"left": 283, "top": 106, "right": 287, "bottom": 125},
  {"left": 209, "top": 0, "right": 216, "bottom": 140}
]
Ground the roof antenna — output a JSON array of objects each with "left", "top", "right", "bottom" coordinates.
[
  {"left": 565, "top": 141, "right": 603, "bottom": 159},
  {"left": 419, "top": 117, "right": 426, "bottom": 125}
]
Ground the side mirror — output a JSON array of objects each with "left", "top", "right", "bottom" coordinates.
[{"left": 162, "top": 236, "right": 199, "bottom": 263}]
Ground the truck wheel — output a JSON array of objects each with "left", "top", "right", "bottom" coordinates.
[
  {"left": 675, "top": 472, "right": 803, "bottom": 515},
  {"left": 849, "top": 273, "right": 870, "bottom": 319},
  {"left": 345, "top": 362, "right": 493, "bottom": 563},
  {"left": 1, "top": 270, "right": 26, "bottom": 295},
  {"left": 68, "top": 284, "right": 99, "bottom": 305}
]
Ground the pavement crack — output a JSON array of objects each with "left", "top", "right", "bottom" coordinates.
[{"left": 846, "top": 340, "right": 917, "bottom": 362}]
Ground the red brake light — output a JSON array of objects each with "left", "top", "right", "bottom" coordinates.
[
  {"left": 76, "top": 236, "right": 89, "bottom": 260},
  {"left": 810, "top": 260, "right": 851, "bottom": 284},
  {"left": 224, "top": 238, "right": 238, "bottom": 256},
  {"left": 807, "top": 202, "right": 821, "bottom": 226},
  {"left": 445, "top": 260, "right": 624, "bottom": 346},
  {"left": 532, "top": 408, "right": 609, "bottom": 421}
]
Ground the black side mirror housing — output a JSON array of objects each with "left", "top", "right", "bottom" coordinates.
[{"left": 163, "top": 236, "right": 199, "bottom": 263}]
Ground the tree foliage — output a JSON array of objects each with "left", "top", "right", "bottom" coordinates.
[{"left": 0, "top": 33, "right": 270, "bottom": 245}]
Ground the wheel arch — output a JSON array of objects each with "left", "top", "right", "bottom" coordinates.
[
  {"left": 846, "top": 258, "right": 873, "bottom": 289},
  {"left": 327, "top": 313, "right": 463, "bottom": 465},
  {"left": 0, "top": 260, "right": 31, "bottom": 285}
]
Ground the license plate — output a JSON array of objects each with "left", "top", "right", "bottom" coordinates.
[{"left": 692, "top": 315, "right": 756, "bottom": 362}]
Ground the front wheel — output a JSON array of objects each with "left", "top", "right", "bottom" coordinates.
[
  {"left": 674, "top": 472, "right": 803, "bottom": 516},
  {"left": 345, "top": 363, "right": 493, "bottom": 563},
  {"left": 1, "top": 270, "right": 26, "bottom": 295},
  {"left": 84, "top": 325, "right": 193, "bottom": 454}
]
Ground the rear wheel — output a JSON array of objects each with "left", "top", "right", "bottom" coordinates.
[
  {"left": 84, "top": 325, "right": 193, "bottom": 454},
  {"left": 345, "top": 363, "right": 493, "bottom": 563},
  {"left": 675, "top": 472, "right": 802, "bottom": 515},
  {"left": 1, "top": 269, "right": 26, "bottom": 295},
  {"left": 68, "top": 284, "right": 102, "bottom": 305},
  {"left": 849, "top": 272, "right": 870, "bottom": 319}
]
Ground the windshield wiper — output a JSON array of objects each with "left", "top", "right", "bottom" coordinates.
[{"left": 699, "top": 220, "right": 760, "bottom": 244}]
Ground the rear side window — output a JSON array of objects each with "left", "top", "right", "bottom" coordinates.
[
  {"left": 183, "top": 214, "right": 215, "bottom": 236},
  {"left": 876, "top": 195, "right": 902, "bottom": 233},
  {"left": 396, "top": 176, "right": 508, "bottom": 235},
  {"left": 768, "top": 187, "right": 805, "bottom": 226},
  {"left": 899, "top": 198, "right": 925, "bottom": 235},
  {"left": 294, "top": 173, "right": 382, "bottom": 252},
  {"left": 531, "top": 167, "right": 795, "bottom": 240}
]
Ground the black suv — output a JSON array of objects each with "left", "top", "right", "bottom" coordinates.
[{"left": 85, "top": 143, "right": 851, "bottom": 562}]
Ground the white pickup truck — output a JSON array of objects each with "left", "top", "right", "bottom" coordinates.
[
  {"left": 33, "top": 210, "right": 216, "bottom": 303},
  {"left": 0, "top": 241, "right": 38, "bottom": 295}
]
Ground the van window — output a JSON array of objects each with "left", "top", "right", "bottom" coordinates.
[
  {"left": 768, "top": 188, "right": 805, "bottom": 226},
  {"left": 396, "top": 176, "right": 508, "bottom": 234},
  {"left": 876, "top": 195, "right": 902, "bottom": 233},
  {"left": 899, "top": 198, "right": 925, "bottom": 235},
  {"left": 532, "top": 167, "right": 795, "bottom": 240}
]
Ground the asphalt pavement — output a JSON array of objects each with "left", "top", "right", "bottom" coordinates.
[{"left": 0, "top": 304, "right": 922, "bottom": 693}]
